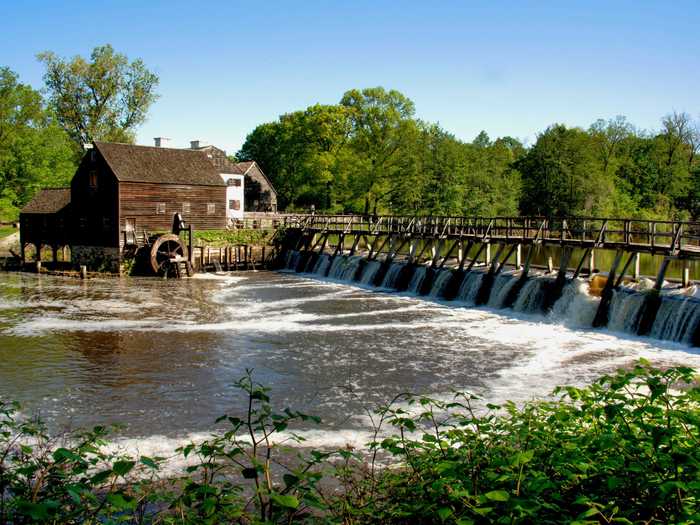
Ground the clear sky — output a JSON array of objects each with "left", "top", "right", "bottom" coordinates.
[{"left": 3, "top": 1, "right": 699, "bottom": 154}]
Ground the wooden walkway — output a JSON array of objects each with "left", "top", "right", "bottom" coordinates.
[{"left": 282, "top": 214, "right": 700, "bottom": 258}]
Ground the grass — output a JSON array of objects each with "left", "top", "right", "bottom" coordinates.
[
  {"left": 192, "top": 228, "right": 275, "bottom": 247},
  {"left": 0, "top": 225, "right": 17, "bottom": 239}
]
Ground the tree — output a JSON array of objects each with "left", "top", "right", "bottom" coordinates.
[
  {"left": 37, "top": 44, "right": 159, "bottom": 152},
  {"left": 0, "top": 67, "right": 74, "bottom": 221},
  {"left": 340, "top": 87, "right": 416, "bottom": 214},
  {"left": 517, "top": 124, "right": 610, "bottom": 217}
]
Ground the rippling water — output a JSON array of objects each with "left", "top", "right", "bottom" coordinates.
[{"left": 1, "top": 270, "right": 700, "bottom": 455}]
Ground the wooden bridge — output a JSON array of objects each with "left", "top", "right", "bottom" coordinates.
[{"left": 281, "top": 214, "right": 700, "bottom": 289}]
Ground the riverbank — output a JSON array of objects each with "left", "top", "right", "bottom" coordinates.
[{"left": 2, "top": 363, "right": 698, "bottom": 524}]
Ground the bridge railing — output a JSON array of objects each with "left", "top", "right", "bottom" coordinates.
[{"left": 281, "top": 214, "right": 700, "bottom": 254}]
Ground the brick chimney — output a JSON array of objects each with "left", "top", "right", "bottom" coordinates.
[
  {"left": 154, "top": 137, "right": 170, "bottom": 148},
  {"left": 190, "top": 140, "right": 201, "bottom": 149}
]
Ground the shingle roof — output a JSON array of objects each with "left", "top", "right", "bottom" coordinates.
[
  {"left": 95, "top": 142, "right": 225, "bottom": 186},
  {"left": 20, "top": 188, "right": 71, "bottom": 214},
  {"left": 193, "top": 145, "right": 277, "bottom": 196}
]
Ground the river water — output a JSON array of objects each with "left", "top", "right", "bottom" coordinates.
[{"left": 1, "top": 270, "right": 700, "bottom": 455}]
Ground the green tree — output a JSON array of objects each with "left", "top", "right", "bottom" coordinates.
[
  {"left": 517, "top": 124, "right": 610, "bottom": 217},
  {"left": 37, "top": 44, "right": 159, "bottom": 153},
  {"left": 0, "top": 67, "right": 74, "bottom": 221},
  {"left": 340, "top": 87, "right": 417, "bottom": 215}
]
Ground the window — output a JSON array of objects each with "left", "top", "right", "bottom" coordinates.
[
  {"left": 227, "top": 177, "right": 242, "bottom": 187},
  {"left": 89, "top": 170, "right": 98, "bottom": 188},
  {"left": 156, "top": 202, "right": 166, "bottom": 214},
  {"left": 207, "top": 203, "right": 216, "bottom": 215},
  {"left": 182, "top": 202, "right": 191, "bottom": 214},
  {"left": 229, "top": 199, "right": 241, "bottom": 211}
]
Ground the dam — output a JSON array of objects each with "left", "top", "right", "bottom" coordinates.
[{"left": 279, "top": 214, "right": 700, "bottom": 346}]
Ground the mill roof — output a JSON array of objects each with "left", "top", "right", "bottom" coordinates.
[
  {"left": 20, "top": 188, "right": 71, "bottom": 214},
  {"left": 94, "top": 141, "right": 225, "bottom": 186}
]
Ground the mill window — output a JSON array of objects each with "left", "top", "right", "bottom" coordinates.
[
  {"left": 89, "top": 170, "right": 98, "bottom": 188},
  {"left": 182, "top": 202, "right": 191, "bottom": 214},
  {"left": 207, "top": 203, "right": 216, "bottom": 215},
  {"left": 228, "top": 178, "right": 242, "bottom": 187},
  {"left": 229, "top": 199, "right": 241, "bottom": 211},
  {"left": 156, "top": 202, "right": 166, "bottom": 214}
]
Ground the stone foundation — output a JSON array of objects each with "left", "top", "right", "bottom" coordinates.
[{"left": 71, "top": 245, "right": 121, "bottom": 273}]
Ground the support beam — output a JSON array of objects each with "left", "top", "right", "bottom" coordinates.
[
  {"left": 614, "top": 252, "right": 638, "bottom": 289},
  {"left": 465, "top": 243, "right": 487, "bottom": 273},
  {"left": 495, "top": 243, "right": 518, "bottom": 274},
  {"left": 438, "top": 240, "right": 460, "bottom": 269},
  {"left": 458, "top": 241, "right": 474, "bottom": 271},
  {"left": 592, "top": 249, "right": 624, "bottom": 328},
  {"left": 572, "top": 248, "right": 591, "bottom": 279}
]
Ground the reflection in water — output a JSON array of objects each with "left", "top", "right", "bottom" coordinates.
[{"left": 1, "top": 271, "right": 700, "bottom": 453}]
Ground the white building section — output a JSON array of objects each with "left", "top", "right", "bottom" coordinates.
[{"left": 220, "top": 174, "right": 244, "bottom": 220}]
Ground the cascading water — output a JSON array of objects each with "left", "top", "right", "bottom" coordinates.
[
  {"left": 280, "top": 249, "right": 700, "bottom": 347},
  {"left": 408, "top": 266, "right": 428, "bottom": 294},
  {"left": 428, "top": 269, "right": 454, "bottom": 298},
  {"left": 487, "top": 273, "right": 518, "bottom": 308},
  {"left": 456, "top": 271, "right": 484, "bottom": 305},
  {"left": 312, "top": 254, "right": 331, "bottom": 275},
  {"left": 548, "top": 280, "right": 599, "bottom": 327},
  {"left": 381, "top": 262, "right": 406, "bottom": 289},
  {"left": 607, "top": 289, "right": 646, "bottom": 334},
  {"left": 358, "top": 260, "right": 382, "bottom": 285},
  {"left": 512, "top": 276, "right": 550, "bottom": 314},
  {"left": 328, "top": 255, "right": 363, "bottom": 281},
  {"left": 650, "top": 296, "right": 700, "bottom": 343}
]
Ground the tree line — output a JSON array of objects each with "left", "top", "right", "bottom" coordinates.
[
  {"left": 1, "top": 44, "right": 698, "bottom": 223},
  {"left": 238, "top": 88, "right": 700, "bottom": 221}
]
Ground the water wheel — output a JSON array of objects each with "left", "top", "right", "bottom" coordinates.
[{"left": 149, "top": 234, "right": 188, "bottom": 275}]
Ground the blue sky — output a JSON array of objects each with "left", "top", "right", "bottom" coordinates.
[{"left": 3, "top": 1, "right": 699, "bottom": 154}]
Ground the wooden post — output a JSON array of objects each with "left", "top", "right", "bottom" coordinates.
[
  {"left": 588, "top": 249, "right": 596, "bottom": 275},
  {"left": 515, "top": 244, "right": 522, "bottom": 268},
  {"left": 485, "top": 243, "right": 491, "bottom": 265},
  {"left": 35, "top": 261, "right": 42, "bottom": 273},
  {"left": 80, "top": 265, "right": 87, "bottom": 279},
  {"left": 633, "top": 252, "right": 640, "bottom": 280},
  {"left": 547, "top": 256, "right": 554, "bottom": 273},
  {"left": 682, "top": 261, "right": 691, "bottom": 288},
  {"left": 592, "top": 249, "right": 624, "bottom": 327},
  {"left": 655, "top": 258, "right": 671, "bottom": 290}
]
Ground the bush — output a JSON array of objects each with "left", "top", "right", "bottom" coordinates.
[
  {"left": 1, "top": 362, "right": 699, "bottom": 524},
  {"left": 193, "top": 229, "right": 274, "bottom": 247}
]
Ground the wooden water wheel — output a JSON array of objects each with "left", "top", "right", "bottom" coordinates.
[{"left": 149, "top": 234, "right": 188, "bottom": 275}]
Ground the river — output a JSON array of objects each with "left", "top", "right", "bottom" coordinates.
[{"left": 1, "top": 269, "right": 700, "bottom": 456}]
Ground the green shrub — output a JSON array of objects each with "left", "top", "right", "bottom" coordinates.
[
  {"left": 1, "top": 362, "right": 699, "bottom": 524},
  {"left": 193, "top": 229, "right": 274, "bottom": 247}
]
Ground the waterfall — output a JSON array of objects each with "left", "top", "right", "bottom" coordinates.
[
  {"left": 549, "top": 280, "right": 599, "bottom": 327},
  {"left": 381, "top": 262, "right": 405, "bottom": 289},
  {"left": 408, "top": 266, "right": 428, "bottom": 294},
  {"left": 284, "top": 250, "right": 301, "bottom": 271},
  {"left": 359, "top": 260, "right": 382, "bottom": 285},
  {"left": 328, "top": 255, "right": 363, "bottom": 281},
  {"left": 428, "top": 269, "right": 454, "bottom": 298},
  {"left": 607, "top": 289, "right": 646, "bottom": 334},
  {"left": 650, "top": 296, "right": 700, "bottom": 343},
  {"left": 456, "top": 271, "right": 484, "bottom": 305},
  {"left": 487, "top": 273, "right": 518, "bottom": 308},
  {"left": 279, "top": 249, "right": 700, "bottom": 347},
  {"left": 312, "top": 254, "right": 331, "bottom": 275},
  {"left": 512, "top": 277, "right": 551, "bottom": 314}
]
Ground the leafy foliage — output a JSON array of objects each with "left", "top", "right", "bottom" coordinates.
[
  {"left": 193, "top": 229, "right": 274, "bottom": 247},
  {"left": 2, "top": 363, "right": 700, "bottom": 523},
  {"left": 37, "top": 44, "right": 159, "bottom": 153},
  {"left": 0, "top": 67, "right": 75, "bottom": 222}
]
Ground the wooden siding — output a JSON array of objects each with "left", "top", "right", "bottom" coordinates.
[
  {"left": 118, "top": 182, "right": 226, "bottom": 241},
  {"left": 19, "top": 208, "right": 72, "bottom": 248},
  {"left": 71, "top": 150, "right": 120, "bottom": 247}
]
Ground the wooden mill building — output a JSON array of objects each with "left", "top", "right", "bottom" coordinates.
[{"left": 20, "top": 141, "right": 232, "bottom": 271}]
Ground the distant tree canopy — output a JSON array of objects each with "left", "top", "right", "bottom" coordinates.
[
  {"left": 37, "top": 44, "right": 159, "bottom": 154},
  {"left": 239, "top": 94, "right": 700, "bottom": 221},
  {"left": 0, "top": 67, "right": 74, "bottom": 221},
  {"left": 0, "top": 45, "right": 158, "bottom": 221}
]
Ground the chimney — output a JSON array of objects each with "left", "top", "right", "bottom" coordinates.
[
  {"left": 154, "top": 137, "right": 170, "bottom": 148},
  {"left": 190, "top": 140, "right": 201, "bottom": 149}
]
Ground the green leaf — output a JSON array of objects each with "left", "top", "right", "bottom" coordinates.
[
  {"left": 270, "top": 493, "right": 299, "bottom": 509},
  {"left": 112, "top": 460, "right": 135, "bottom": 476},
  {"left": 437, "top": 507, "right": 453, "bottom": 520},
  {"left": 485, "top": 490, "right": 510, "bottom": 501}
]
